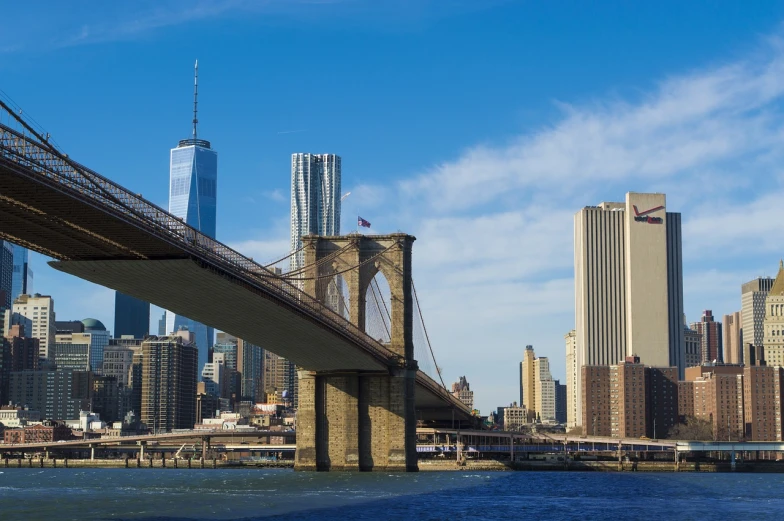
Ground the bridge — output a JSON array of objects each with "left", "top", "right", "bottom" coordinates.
[{"left": 0, "top": 97, "right": 472, "bottom": 472}]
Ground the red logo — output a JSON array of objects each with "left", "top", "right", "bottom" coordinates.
[{"left": 632, "top": 205, "right": 664, "bottom": 224}]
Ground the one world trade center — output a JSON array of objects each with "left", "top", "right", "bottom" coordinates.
[{"left": 165, "top": 60, "right": 217, "bottom": 371}]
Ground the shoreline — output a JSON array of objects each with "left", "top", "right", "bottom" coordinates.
[{"left": 4, "top": 457, "right": 784, "bottom": 472}]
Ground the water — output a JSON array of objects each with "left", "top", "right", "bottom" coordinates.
[{"left": 0, "top": 468, "right": 781, "bottom": 520}]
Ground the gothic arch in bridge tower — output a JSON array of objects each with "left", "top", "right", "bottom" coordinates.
[{"left": 297, "top": 233, "right": 418, "bottom": 472}]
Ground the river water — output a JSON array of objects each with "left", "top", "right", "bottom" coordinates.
[{"left": 0, "top": 468, "right": 781, "bottom": 520}]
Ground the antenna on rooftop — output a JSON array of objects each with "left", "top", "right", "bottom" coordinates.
[{"left": 192, "top": 60, "right": 199, "bottom": 140}]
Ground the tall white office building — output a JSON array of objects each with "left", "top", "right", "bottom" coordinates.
[
  {"left": 164, "top": 61, "right": 217, "bottom": 372},
  {"left": 4, "top": 293, "right": 55, "bottom": 360},
  {"left": 290, "top": 153, "right": 342, "bottom": 272},
  {"left": 574, "top": 192, "right": 684, "bottom": 427}
]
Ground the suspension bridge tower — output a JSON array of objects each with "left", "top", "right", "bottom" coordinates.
[{"left": 295, "top": 233, "right": 418, "bottom": 471}]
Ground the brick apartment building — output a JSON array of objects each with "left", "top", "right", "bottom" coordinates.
[
  {"left": 583, "top": 357, "right": 678, "bottom": 438},
  {"left": 3, "top": 422, "right": 71, "bottom": 444}
]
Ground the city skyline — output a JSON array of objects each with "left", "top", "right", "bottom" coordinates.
[{"left": 5, "top": 1, "right": 784, "bottom": 413}]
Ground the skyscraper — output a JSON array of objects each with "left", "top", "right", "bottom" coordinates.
[
  {"left": 114, "top": 292, "right": 150, "bottom": 339},
  {"left": 743, "top": 276, "right": 775, "bottom": 363},
  {"left": 0, "top": 241, "right": 13, "bottom": 310},
  {"left": 290, "top": 153, "right": 341, "bottom": 271},
  {"left": 165, "top": 61, "right": 217, "bottom": 371},
  {"left": 691, "top": 310, "right": 723, "bottom": 364},
  {"left": 574, "top": 192, "right": 684, "bottom": 427},
  {"left": 762, "top": 261, "right": 784, "bottom": 368},
  {"left": 141, "top": 332, "right": 198, "bottom": 432},
  {"left": 723, "top": 311, "right": 742, "bottom": 365},
  {"left": 10, "top": 244, "right": 32, "bottom": 302},
  {"left": 237, "top": 338, "right": 264, "bottom": 401},
  {"left": 4, "top": 294, "right": 55, "bottom": 361},
  {"left": 285, "top": 153, "right": 342, "bottom": 409}
]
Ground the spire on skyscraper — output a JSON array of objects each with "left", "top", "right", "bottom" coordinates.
[{"left": 192, "top": 60, "right": 199, "bottom": 140}]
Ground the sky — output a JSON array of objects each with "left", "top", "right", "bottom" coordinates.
[{"left": 3, "top": 0, "right": 784, "bottom": 413}]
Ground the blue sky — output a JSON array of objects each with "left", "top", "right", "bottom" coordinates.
[{"left": 3, "top": 0, "right": 784, "bottom": 413}]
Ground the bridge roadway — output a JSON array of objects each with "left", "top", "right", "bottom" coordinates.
[{"left": 0, "top": 119, "right": 470, "bottom": 423}]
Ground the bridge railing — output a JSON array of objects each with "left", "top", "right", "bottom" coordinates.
[{"left": 0, "top": 121, "right": 407, "bottom": 371}]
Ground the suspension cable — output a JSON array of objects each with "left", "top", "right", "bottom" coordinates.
[
  {"left": 369, "top": 277, "right": 391, "bottom": 340},
  {"left": 412, "top": 279, "right": 448, "bottom": 392},
  {"left": 261, "top": 245, "right": 305, "bottom": 269},
  {"left": 281, "top": 244, "right": 395, "bottom": 281}
]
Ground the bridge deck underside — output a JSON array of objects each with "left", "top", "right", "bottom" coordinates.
[
  {"left": 0, "top": 160, "right": 183, "bottom": 259},
  {"left": 52, "top": 258, "right": 387, "bottom": 372}
]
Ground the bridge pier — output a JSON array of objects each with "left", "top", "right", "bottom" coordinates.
[{"left": 295, "top": 370, "right": 417, "bottom": 472}]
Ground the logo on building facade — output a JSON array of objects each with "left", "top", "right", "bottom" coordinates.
[{"left": 632, "top": 205, "right": 664, "bottom": 224}]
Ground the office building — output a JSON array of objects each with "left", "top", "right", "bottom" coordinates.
[
  {"left": 212, "top": 340, "right": 238, "bottom": 370},
  {"left": 520, "top": 345, "right": 535, "bottom": 418},
  {"left": 114, "top": 292, "right": 150, "bottom": 339},
  {"left": 55, "top": 320, "right": 84, "bottom": 334},
  {"left": 53, "top": 333, "right": 91, "bottom": 372},
  {"left": 742, "top": 276, "right": 775, "bottom": 362},
  {"left": 743, "top": 366, "right": 783, "bottom": 441},
  {"left": 263, "top": 350, "right": 296, "bottom": 407},
  {"left": 451, "top": 376, "right": 474, "bottom": 410},
  {"left": 684, "top": 325, "right": 702, "bottom": 369},
  {"left": 141, "top": 333, "right": 198, "bottom": 432},
  {"left": 691, "top": 310, "right": 723, "bottom": 364},
  {"left": 0, "top": 241, "right": 12, "bottom": 310},
  {"left": 502, "top": 403, "right": 527, "bottom": 431},
  {"left": 5, "top": 325, "right": 39, "bottom": 371},
  {"left": 10, "top": 244, "right": 32, "bottom": 302},
  {"left": 92, "top": 375, "right": 120, "bottom": 423},
  {"left": 290, "top": 153, "right": 341, "bottom": 272},
  {"left": 4, "top": 294, "right": 55, "bottom": 360},
  {"left": 103, "top": 339, "right": 140, "bottom": 420},
  {"left": 762, "top": 261, "right": 784, "bottom": 368},
  {"left": 565, "top": 330, "right": 578, "bottom": 428},
  {"left": 574, "top": 192, "right": 684, "bottom": 426},
  {"left": 534, "top": 358, "right": 556, "bottom": 423},
  {"left": 8, "top": 370, "right": 91, "bottom": 421},
  {"left": 237, "top": 338, "right": 264, "bottom": 401},
  {"left": 202, "top": 352, "right": 229, "bottom": 398},
  {"left": 157, "top": 313, "right": 166, "bottom": 336},
  {"left": 555, "top": 380, "right": 567, "bottom": 424},
  {"left": 722, "top": 311, "right": 742, "bottom": 365},
  {"left": 165, "top": 61, "right": 217, "bottom": 372}
]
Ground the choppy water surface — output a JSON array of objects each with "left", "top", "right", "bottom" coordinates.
[{"left": 0, "top": 468, "right": 781, "bottom": 520}]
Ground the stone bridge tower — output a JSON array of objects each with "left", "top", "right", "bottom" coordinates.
[{"left": 295, "top": 233, "right": 418, "bottom": 472}]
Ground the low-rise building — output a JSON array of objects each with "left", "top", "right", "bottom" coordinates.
[
  {"left": 0, "top": 405, "right": 40, "bottom": 428},
  {"left": 502, "top": 403, "right": 527, "bottom": 431},
  {"left": 3, "top": 421, "right": 71, "bottom": 443}
]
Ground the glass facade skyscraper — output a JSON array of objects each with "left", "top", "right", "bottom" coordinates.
[
  {"left": 11, "top": 244, "right": 32, "bottom": 302},
  {"left": 164, "top": 64, "right": 218, "bottom": 374},
  {"left": 290, "top": 153, "right": 342, "bottom": 271},
  {"left": 0, "top": 241, "right": 13, "bottom": 310},
  {"left": 114, "top": 291, "right": 150, "bottom": 339}
]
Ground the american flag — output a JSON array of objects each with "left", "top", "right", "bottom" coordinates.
[{"left": 358, "top": 216, "right": 371, "bottom": 228}]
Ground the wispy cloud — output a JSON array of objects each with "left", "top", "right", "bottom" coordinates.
[
  {"left": 1, "top": 0, "right": 352, "bottom": 53},
  {"left": 368, "top": 33, "right": 784, "bottom": 409}
]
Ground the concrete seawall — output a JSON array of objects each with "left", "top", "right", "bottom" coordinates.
[{"left": 1, "top": 457, "right": 294, "bottom": 469}]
